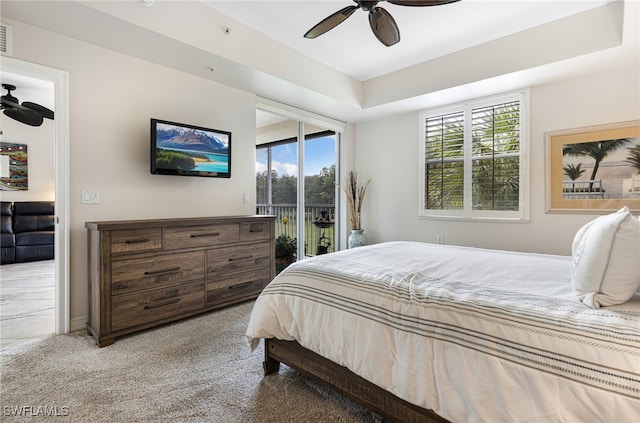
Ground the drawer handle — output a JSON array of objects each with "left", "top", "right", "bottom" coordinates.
[
  {"left": 249, "top": 228, "right": 263, "bottom": 233},
  {"left": 144, "top": 298, "right": 181, "bottom": 310},
  {"left": 125, "top": 238, "right": 150, "bottom": 244},
  {"left": 144, "top": 266, "right": 182, "bottom": 275},
  {"left": 229, "top": 255, "right": 253, "bottom": 262},
  {"left": 190, "top": 232, "right": 220, "bottom": 238},
  {"left": 229, "top": 281, "right": 253, "bottom": 290}
]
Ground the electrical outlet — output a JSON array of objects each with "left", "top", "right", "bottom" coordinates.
[{"left": 436, "top": 234, "right": 444, "bottom": 244}]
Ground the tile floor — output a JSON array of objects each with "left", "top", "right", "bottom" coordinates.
[{"left": 0, "top": 260, "right": 55, "bottom": 349}]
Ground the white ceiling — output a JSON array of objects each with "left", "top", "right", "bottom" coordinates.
[
  {"left": 203, "top": 0, "right": 609, "bottom": 81},
  {"left": 0, "top": 0, "right": 637, "bottom": 124}
]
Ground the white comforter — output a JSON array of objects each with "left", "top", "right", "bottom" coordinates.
[{"left": 246, "top": 241, "right": 640, "bottom": 422}]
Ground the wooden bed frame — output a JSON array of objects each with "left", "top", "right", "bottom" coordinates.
[{"left": 263, "top": 338, "right": 449, "bottom": 423}]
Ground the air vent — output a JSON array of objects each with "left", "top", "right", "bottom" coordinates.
[{"left": 1, "top": 23, "right": 12, "bottom": 56}]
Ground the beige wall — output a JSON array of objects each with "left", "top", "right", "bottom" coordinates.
[
  {"left": 355, "top": 66, "right": 640, "bottom": 256},
  {"left": 7, "top": 20, "right": 257, "bottom": 326},
  {"left": 0, "top": 116, "right": 55, "bottom": 202},
  {"left": 5, "top": 17, "right": 639, "bottom": 329}
]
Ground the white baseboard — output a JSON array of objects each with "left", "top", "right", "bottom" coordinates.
[{"left": 69, "top": 315, "right": 87, "bottom": 333}]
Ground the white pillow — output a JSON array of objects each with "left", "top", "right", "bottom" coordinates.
[{"left": 571, "top": 206, "right": 640, "bottom": 308}]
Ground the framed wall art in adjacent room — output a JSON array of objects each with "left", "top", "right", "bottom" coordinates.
[{"left": 0, "top": 142, "right": 28, "bottom": 191}]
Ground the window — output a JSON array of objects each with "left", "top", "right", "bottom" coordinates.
[{"left": 420, "top": 91, "right": 528, "bottom": 220}]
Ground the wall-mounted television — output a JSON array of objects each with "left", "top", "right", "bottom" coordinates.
[{"left": 150, "top": 118, "right": 231, "bottom": 178}]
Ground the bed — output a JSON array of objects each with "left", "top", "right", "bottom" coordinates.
[{"left": 246, "top": 240, "right": 640, "bottom": 422}]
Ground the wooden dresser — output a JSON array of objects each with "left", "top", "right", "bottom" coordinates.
[{"left": 85, "top": 215, "right": 275, "bottom": 347}]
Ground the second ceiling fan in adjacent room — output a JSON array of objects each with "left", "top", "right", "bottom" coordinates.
[{"left": 1, "top": 83, "right": 54, "bottom": 127}]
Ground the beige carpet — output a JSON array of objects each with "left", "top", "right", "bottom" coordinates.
[{"left": 0, "top": 301, "right": 383, "bottom": 422}]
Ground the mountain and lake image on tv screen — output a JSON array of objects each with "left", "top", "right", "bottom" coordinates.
[{"left": 154, "top": 121, "right": 230, "bottom": 176}]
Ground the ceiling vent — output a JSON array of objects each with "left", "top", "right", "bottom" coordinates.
[{"left": 1, "top": 23, "right": 12, "bottom": 56}]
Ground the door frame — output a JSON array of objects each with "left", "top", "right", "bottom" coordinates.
[{"left": 3, "top": 56, "right": 70, "bottom": 334}]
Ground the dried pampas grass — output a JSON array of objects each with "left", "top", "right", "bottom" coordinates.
[{"left": 339, "top": 171, "right": 371, "bottom": 230}]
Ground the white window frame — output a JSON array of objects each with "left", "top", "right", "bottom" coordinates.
[{"left": 418, "top": 90, "right": 530, "bottom": 222}]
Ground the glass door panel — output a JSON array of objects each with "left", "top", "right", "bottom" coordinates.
[
  {"left": 256, "top": 109, "right": 339, "bottom": 273},
  {"left": 256, "top": 111, "right": 298, "bottom": 273},
  {"left": 304, "top": 133, "right": 336, "bottom": 256}
]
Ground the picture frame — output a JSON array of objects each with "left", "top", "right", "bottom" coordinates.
[
  {"left": 0, "top": 142, "right": 28, "bottom": 191},
  {"left": 546, "top": 120, "right": 640, "bottom": 213}
]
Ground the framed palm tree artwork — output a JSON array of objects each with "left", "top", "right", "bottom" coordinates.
[{"left": 546, "top": 120, "right": 640, "bottom": 213}]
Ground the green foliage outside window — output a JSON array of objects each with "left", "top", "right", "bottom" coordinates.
[{"left": 424, "top": 98, "right": 522, "bottom": 215}]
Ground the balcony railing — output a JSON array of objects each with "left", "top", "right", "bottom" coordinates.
[
  {"left": 563, "top": 179, "right": 605, "bottom": 198},
  {"left": 257, "top": 204, "right": 335, "bottom": 256}
]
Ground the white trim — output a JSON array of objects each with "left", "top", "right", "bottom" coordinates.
[
  {"left": 256, "top": 96, "right": 346, "bottom": 134},
  {"left": 334, "top": 133, "right": 343, "bottom": 250},
  {"left": 2, "top": 57, "right": 70, "bottom": 334},
  {"left": 296, "top": 122, "right": 305, "bottom": 261}
]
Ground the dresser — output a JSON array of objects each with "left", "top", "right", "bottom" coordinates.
[{"left": 85, "top": 215, "right": 275, "bottom": 347}]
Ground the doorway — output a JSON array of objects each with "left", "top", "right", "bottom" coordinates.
[
  {"left": 256, "top": 106, "right": 341, "bottom": 270},
  {"left": 1, "top": 56, "right": 69, "bottom": 337}
]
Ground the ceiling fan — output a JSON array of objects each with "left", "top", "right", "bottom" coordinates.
[
  {"left": 304, "top": 0, "right": 460, "bottom": 47},
  {"left": 1, "top": 83, "right": 54, "bottom": 127}
]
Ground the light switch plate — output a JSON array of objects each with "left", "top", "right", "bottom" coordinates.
[{"left": 81, "top": 189, "right": 100, "bottom": 204}]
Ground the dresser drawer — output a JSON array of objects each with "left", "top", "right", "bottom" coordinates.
[
  {"left": 111, "top": 281, "right": 205, "bottom": 331},
  {"left": 110, "top": 228, "right": 162, "bottom": 255},
  {"left": 240, "top": 221, "right": 271, "bottom": 242},
  {"left": 111, "top": 251, "right": 204, "bottom": 295},
  {"left": 206, "top": 269, "right": 269, "bottom": 306},
  {"left": 206, "top": 242, "right": 271, "bottom": 275},
  {"left": 164, "top": 224, "right": 239, "bottom": 250}
]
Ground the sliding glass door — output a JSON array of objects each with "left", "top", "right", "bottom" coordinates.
[{"left": 256, "top": 109, "right": 339, "bottom": 272}]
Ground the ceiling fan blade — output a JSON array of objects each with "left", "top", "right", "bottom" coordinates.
[
  {"left": 386, "top": 0, "right": 461, "bottom": 6},
  {"left": 369, "top": 7, "right": 400, "bottom": 47},
  {"left": 3, "top": 108, "right": 44, "bottom": 127},
  {"left": 22, "top": 102, "right": 55, "bottom": 120},
  {"left": 304, "top": 5, "right": 358, "bottom": 39}
]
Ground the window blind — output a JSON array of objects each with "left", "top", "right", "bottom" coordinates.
[
  {"left": 424, "top": 111, "right": 464, "bottom": 210},
  {"left": 471, "top": 100, "right": 521, "bottom": 211}
]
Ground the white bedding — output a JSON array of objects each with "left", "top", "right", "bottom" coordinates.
[{"left": 246, "top": 241, "right": 640, "bottom": 422}]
